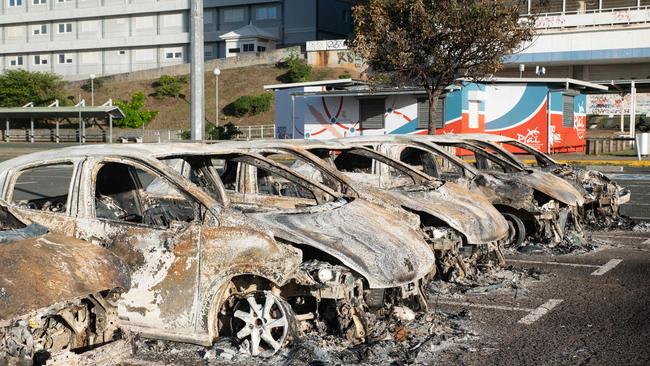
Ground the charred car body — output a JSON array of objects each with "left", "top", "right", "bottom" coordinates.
[
  {"left": 37, "top": 144, "right": 436, "bottom": 344},
  {"left": 0, "top": 146, "right": 310, "bottom": 358},
  {"left": 342, "top": 135, "right": 585, "bottom": 248},
  {"left": 451, "top": 133, "right": 630, "bottom": 226},
  {"left": 0, "top": 202, "right": 129, "bottom": 363},
  {"left": 224, "top": 140, "right": 510, "bottom": 279}
]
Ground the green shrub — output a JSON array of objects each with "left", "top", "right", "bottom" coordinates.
[
  {"left": 338, "top": 71, "right": 352, "bottom": 79},
  {"left": 153, "top": 75, "right": 185, "bottom": 98},
  {"left": 282, "top": 53, "right": 312, "bottom": 82},
  {"left": 114, "top": 92, "right": 158, "bottom": 128},
  {"left": 0, "top": 70, "right": 67, "bottom": 107},
  {"left": 231, "top": 93, "right": 274, "bottom": 117},
  {"left": 80, "top": 77, "right": 104, "bottom": 92}
]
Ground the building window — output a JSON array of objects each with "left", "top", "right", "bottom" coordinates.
[
  {"left": 56, "top": 0, "right": 72, "bottom": 3},
  {"left": 32, "top": 0, "right": 46, "bottom": 4},
  {"left": 257, "top": 46, "right": 266, "bottom": 52},
  {"left": 223, "top": 8, "right": 245, "bottom": 23},
  {"left": 118, "top": 50, "right": 126, "bottom": 55},
  {"left": 57, "top": 23, "right": 73, "bottom": 33},
  {"left": 242, "top": 43, "right": 254, "bottom": 52},
  {"left": 359, "top": 99, "right": 385, "bottom": 130},
  {"left": 32, "top": 24, "right": 48, "bottom": 35},
  {"left": 58, "top": 53, "right": 73, "bottom": 64},
  {"left": 9, "top": 56, "right": 24, "bottom": 66},
  {"left": 417, "top": 98, "right": 444, "bottom": 129},
  {"left": 256, "top": 6, "right": 277, "bottom": 20},
  {"left": 33, "top": 55, "right": 48, "bottom": 65},
  {"left": 8, "top": 0, "right": 22, "bottom": 6},
  {"left": 204, "top": 49, "right": 213, "bottom": 58},
  {"left": 228, "top": 48, "right": 240, "bottom": 54},
  {"left": 562, "top": 94, "right": 575, "bottom": 128},
  {"left": 164, "top": 51, "right": 182, "bottom": 59}
]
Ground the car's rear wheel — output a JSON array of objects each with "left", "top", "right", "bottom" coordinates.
[{"left": 227, "top": 291, "right": 295, "bottom": 357}]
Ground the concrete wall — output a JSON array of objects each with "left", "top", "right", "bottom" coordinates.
[{"left": 95, "top": 46, "right": 300, "bottom": 83}]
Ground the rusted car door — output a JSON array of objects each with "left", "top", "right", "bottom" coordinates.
[
  {"left": 4, "top": 160, "right": 80, "bottom": 236},
  {"left": 73, "top": 157, "right": 203, "bottom": 334}
]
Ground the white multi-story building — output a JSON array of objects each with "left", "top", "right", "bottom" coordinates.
[
  {"left": 0, "top": 0, "right": 357, "bottom": 79},
  {"left": 503, "top": 0, "right": 650, "bottom": 81}
]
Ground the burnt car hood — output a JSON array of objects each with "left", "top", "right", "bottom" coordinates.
[
  {"left": 490, "top": 171, "right": 585, "bottom": 207},
  {"left": 1, "top": 233, "right": 131, "bottom": 321},
  {"left": 248, "top": 199, "right": 436, "bottom": 289},
  {"left": 390, "top": 182, "right": 509, "bottom": 244}
]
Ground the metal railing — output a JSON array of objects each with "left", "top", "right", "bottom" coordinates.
[
  {"left": 232, "top": 124, "right": 276, "bottom": 141},
  {"left": 529, "top": 5, "right": 650, "bottom": 29}
]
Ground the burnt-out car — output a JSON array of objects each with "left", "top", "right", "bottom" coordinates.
[
  {"left": 121, "top": 143, "right": 436, "bottom": 339},
  {"left": 0, "top": 201, "right": 129, "bottom": 363},
  {"left": 0, "top": 146, "right": 305, "bottom": 357},
  {"left": 341, "top": 135, "right": 585, "bottom": 248},
  {"left": 221, "top": 140, "right": 510, "bottom": 279},
  {"left": 451, "top": 133, "right": 630, "bottom": 226}
]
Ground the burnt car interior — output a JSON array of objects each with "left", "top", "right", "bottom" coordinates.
[
  {"left": 397, "top": 146, "right": 469, "bottom": 181},
  {"left": 436, "top": 142, "right": 524, "bottom": 174},
  {"left": 11, "top": 163, "right": 73, "bottom": 213},
  {"left": 94, "top": 162, "right": 195, "bottom": 227},
  {"left": 0, "top": 204, "right": 49, "bottom": 243},
  {"left": 161, "top": 154, "right": 339, "bottom": 210},
  {"left": 309, "top": 148, "right": 418, "bottom": 189}
]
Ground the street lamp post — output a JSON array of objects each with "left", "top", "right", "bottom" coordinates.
[
  {"left": 90, "top": 74, "right": 95, "bottom": 106},
  {"left": 213, "top": 68, "right": 221, "bottom": 128}
]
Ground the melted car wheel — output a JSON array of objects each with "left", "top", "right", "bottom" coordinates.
[
  {"left": 503, "top": 213, "right": 526, "bottom": 248},
  {"left": 229, "top": 291, "right": 295, "bottom": 357}
]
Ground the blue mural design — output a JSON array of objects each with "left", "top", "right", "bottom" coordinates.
[{"left": 485, "top": 84, "right": 547, "bottom": 130}]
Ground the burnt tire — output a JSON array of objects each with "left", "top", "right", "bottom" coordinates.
[
  {"left": 503, "top": 213, "right": 526, "bottom": 248},
  {"left": 227, "top": 291, "right": 296, "bottom": 357}
]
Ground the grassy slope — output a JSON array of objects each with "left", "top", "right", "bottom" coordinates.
[{"left": 69, "top": 65, "right": 359, "bottom": 130}]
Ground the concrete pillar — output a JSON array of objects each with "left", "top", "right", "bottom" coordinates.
[
  {"left": 30, "top": 118, "right": 34, "bottom": 143},
  {"left": 109, "top": 115, "right": 113, "bottom": 143},
  {"left": 55, "top": 121, "right": 60, "bottom": 143},
  {"left": 5, "top": 118, "right": 9, "bottom": 142},
  {"left": 190, "top": 0, "right": 205, "bottom": 141},
  {"left": 630, "top": 81, "right": 637, "bottom": 139}
]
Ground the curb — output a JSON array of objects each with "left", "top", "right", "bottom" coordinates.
[{"left": 521, "top": 158, "right": 650, "bottom": 167}]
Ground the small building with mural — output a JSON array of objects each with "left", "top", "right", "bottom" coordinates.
[{"left": 265, "top": 77, "right": 607, "bottom": 153}]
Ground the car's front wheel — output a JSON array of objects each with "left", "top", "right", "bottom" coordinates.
[{"left": 223, "top": 291, "right": 296, "bottom": 357}]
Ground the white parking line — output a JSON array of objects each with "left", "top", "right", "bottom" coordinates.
[
  {"left": 518, "top": 299, "right": 563, "bottom": 325},
  {"left": 507, "top": 259, "right": 599, "bottom": 268},
  {"left": 435, "top": 300, "right": 532, "bottom": 312},
  {"left": 591, "top": 234, "right": 648, "bottom": 240},
  {"left": 591, "top": 259, "right": 623, "bottom": 276}
]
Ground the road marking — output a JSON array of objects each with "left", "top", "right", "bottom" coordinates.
[
  {"left": 590, "top": 234, "right": 649, "bottom": 240},
  {"left": 507, "top": 259, "right": 599, "bottom": 268},
  {"left": 591, "top": 259, "right": 623, "bottom": 276},
  {"left": 435, "top": 300, "right": 533, "bottom": 312},
  {"left": 518, "top": 299, "right": 563, "bottom": 325}
]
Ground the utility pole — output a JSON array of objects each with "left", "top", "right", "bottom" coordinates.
[{"left": 190, "top": 0, "right": 205, "bottom": 141}]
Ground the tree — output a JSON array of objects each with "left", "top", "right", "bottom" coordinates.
[
  {"left": 0, "top": 70, "right": 67, "bottom": 107},
  {"left": 153, "top": 75, "right": 186, "bottom": 98},
  {"left": 349, "top": 0, "right": 536, "bottom": 134},
  {"left": 114, "top": 92, "right": 158, "bottom": 128}
]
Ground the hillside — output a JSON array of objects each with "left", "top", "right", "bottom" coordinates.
[{"left": 68, "top": 64, "right": 360, "bottom": 130}]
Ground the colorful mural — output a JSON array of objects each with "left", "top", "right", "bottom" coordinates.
[{"left": 273, "top": 80, "right": 591, "bottom": 153}]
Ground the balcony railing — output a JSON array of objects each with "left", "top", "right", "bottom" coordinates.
[{"left": 527, "top": 5, "right": 650, "bottom": 29}]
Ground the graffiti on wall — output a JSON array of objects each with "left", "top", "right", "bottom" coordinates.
[{"left": 587, "top": 93, "right": 650, "bottom": 115}]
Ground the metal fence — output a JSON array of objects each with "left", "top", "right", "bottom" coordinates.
[{"left": 0, "top": 125, "right": 276, "bottom": 143}]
